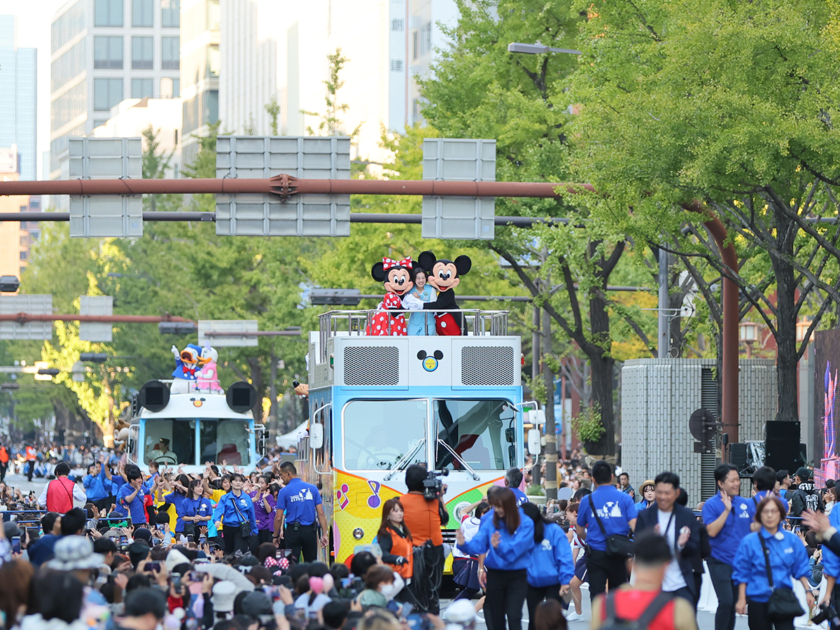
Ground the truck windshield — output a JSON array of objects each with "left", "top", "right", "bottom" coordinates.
[
  {"left": 343, "top": 399, "right": 427, "bottom": 470},
  {"left": 144, "top": 419, "right": 195, "bottom": 465},
  {"left": 434, "top": 399, "right": 515, "bottom": 471},
  {"left": 200, "top": 419, "right": 251, "bottom": 466}
]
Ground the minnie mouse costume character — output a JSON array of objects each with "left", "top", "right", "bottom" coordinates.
[
  {"left": 404, "top": 250, "right": 472, "bottom": 336},
  {"left": 365, "top": 256, "right": 415, "bottom": 336}
]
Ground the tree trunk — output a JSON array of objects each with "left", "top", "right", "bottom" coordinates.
[
  {"left": 772, "top": 247, "right": 800, "bottom": 423},
  {"left": 585, "top": 288, "right": 616, "bottom": 455},
  {"left": 542, "top": 308, "right": 557, "bottom": 499}
]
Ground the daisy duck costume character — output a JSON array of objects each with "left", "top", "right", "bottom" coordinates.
[
  {"left": 195, "top": 344, "right": 222, "bottom": 392},
  {"left": 365, "top": 256, "right": 416, "bottom": 336}
]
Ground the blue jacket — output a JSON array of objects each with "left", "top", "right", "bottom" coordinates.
[
  {"left": 820, "top": 506, "right": 840, "bottom": 578},
  {"left": 83, "top": 468, "right": 109, "bottom": 501},
  {"left": 732, "top": 528, "right": 810, "bottom": 602},
  {"left": 164, "top": 492, "right": 188, "bottom": 532},
  {"left": 526, "top": 522, "right": 574, "bottom": 587},
  {"left": 212, "top": 491, "right": 258, "bottom": 536},
  {"left": 702, "top": 492, "right": 754, "bottom": 566},
  {"left": 459, "top": 507, "right": 535, "bottom": 571}
]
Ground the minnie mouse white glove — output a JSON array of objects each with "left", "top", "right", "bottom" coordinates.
[{"left": 401, "top": 294, "right": 424, "bottom": 311}]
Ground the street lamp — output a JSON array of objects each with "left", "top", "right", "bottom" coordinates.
[{"left": 507, "top": 43, "right": 582, "bottom": 55}]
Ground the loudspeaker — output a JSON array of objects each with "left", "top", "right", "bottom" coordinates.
[
  {"left": 765, "top": 421, "right": 804, "bottom": 473},
  {"left": 729, "top": 443, "right": 748, "bottom": 471},
  {"left": 766, "top": 421, "right": 801, "bottom": 442}
]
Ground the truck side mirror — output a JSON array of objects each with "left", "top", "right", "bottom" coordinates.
[
  {"left": 310, "top": 423, "right": 324, "bottom": 450},
  {"left": 528, "top": 428, "right": 541, "bottom": 455}
]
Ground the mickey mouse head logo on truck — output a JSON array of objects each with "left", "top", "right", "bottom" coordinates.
[{"left": 417, "top": 350, "right": 444, "bottom": 372}]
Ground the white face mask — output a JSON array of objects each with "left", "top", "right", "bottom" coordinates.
[{"left": 379, "top": 583, "right": 398, "bottom": 600}]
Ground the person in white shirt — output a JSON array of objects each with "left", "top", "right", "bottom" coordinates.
[
  {"left": 635, "top": 471, "right": 702, "bottom": 608},
  {"left": 452, "top": 501, "right": 491, "bottom": 601}
]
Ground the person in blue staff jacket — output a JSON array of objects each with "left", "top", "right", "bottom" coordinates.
[
  {"left": 456, "top": 487, "right": 535, "bottom": 630},
  {"left": 83, "top": 459, "right": 111, "bottom": 513},
  {"left": 520, "top": 502, "right": 573, "bottom": 630},
  {"left": 733, "top": 495, "right": 814, "bottom": 630},
  {"left": 212, "top": 472, "right": 258, "bottom": 555},
  {"left": 701, "top": 463, "right": 755, "bottom": 630},
  {"left": 575, "top": 460, "right": 638, "bottom": 601}
]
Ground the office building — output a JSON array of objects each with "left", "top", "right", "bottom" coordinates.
[
  {"left": 180, "top": 0, "right": 219, "bottom": 167},
  {"left": 0, "top": 148, "right": 39, "bottom": 282},
  {"left": 92, "top": 96, "right": 182, "bottom": 177},
  {"left": 49, "top": 0, "right": 182, "bottom": 179},
  {"left": 218, "top": 0, "right": 457, "bottom": 164},
  {"left": 0, "top": 16, "right": 37, "bottom": 181}
]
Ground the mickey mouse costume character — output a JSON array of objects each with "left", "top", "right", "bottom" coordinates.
[
  {"left": 403, "top": 250, "right": 472, "bottom": 336},
  {"left": 366, "top": 256, "right": 415, "bottom": 336}
]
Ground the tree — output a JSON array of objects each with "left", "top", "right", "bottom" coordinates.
[
  {"left": 570, "top": 0, "right": 840, "bottom": 423},
  {"left": 265, "top": 96, "right": 281, "bottom": 136},
  {"left": 419, "top": 0, "right": 659, "bottom": 463},
  {"left": 302, "top": 49, "right": 363, "bottom": 143}
]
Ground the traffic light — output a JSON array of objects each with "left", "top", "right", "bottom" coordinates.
[
  {"left": 80, "top": 353, "right": 109, "bottom": 363},
  {"left": 158, "top": 322, "right": 198, "bottom": 335},
  {"left": 0, "top": 276, "right": 19, "bottom": 293}
]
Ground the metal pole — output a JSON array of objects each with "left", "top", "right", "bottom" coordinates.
[
  {"left": 532, "top": 305, "right": 540, "bottom": 383},
  {"left": 683, "top": 203, "right": 739, "bottom": 452},
  {"left": 658, "top": 249, "right": 670, "bottom": 358},
  {"left": 0, "top": 313, "right": 192, "bottom": 324}
]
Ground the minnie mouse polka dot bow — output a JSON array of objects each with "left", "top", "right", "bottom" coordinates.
[{"left": 382, "top": 256, "right": 412, "bottom": 270}]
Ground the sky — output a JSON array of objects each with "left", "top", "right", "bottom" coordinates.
[{"left": 4, "top": 1, "right": 70, "bottom": 180}]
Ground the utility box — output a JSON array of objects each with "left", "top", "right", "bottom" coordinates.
[{"left": 621, "top": 359, "right": 776, "bottom": 504}]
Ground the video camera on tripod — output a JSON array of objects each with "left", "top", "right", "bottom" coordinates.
[{"left": 423, "top": 469, "right": 449, "bottom": 500}]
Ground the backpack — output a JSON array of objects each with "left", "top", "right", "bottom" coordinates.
[{"left": 601, "top": 591, "right": 674, "bottom": 630}]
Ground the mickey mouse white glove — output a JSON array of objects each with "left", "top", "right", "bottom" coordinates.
[{"left": 401, "top": 295, "right": 424, "bottom": 311}]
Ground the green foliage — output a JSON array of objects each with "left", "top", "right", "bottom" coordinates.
[
  {"left": 302, "top": 49, "right": 363, "bottom": 142},
  {"left": 265, "top": 96, "right": 280, "bottom": 136},
  {"left": 571, "top": 405, "right": 605, "bottom": 445},
  {"left": 526, "top": 485, "right": 545, "bottom": 496}
]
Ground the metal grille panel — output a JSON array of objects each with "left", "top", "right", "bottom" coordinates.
[
  {"left": 344, "top": 346, "right": 400, "bottom": 386},
  {"left": 461, "top": 346, "right": 514, "bottom": 386}
]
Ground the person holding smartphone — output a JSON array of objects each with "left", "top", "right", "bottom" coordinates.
[{"left": 702, "top": 463, "right": 754, "bottom": 630}]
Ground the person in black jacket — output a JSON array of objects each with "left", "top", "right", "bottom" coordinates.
[
  {"left": 635, "top": 471, "right": 702, "bottom": 608},
  {"left": 790, "top": 467, "right": 823, "bottom": 519},
  {"left": 676, "top": 486, "right": 711, "bottom": 600}
]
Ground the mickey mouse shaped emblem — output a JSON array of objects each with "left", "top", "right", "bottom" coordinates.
[
  {"left": 417, "top": 350, "right": 444, "bottom": 372},
  {"left": 418, "top": 250, "right": 471, "bottom": 336}
]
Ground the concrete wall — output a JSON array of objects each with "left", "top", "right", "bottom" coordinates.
[{"left": 621, "top": 358, "right": 776, "bottom": 503}]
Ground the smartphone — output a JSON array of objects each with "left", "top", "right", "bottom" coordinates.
[
  {"left": 10, "top": 537, "right": 20, "bottom": 554},
  {"left": 171, "top": 574, "right": 182, "bottom": 590},
  {"left": 86, "top": 519, "right": 95, "bottom": 531},
  {"left": 401, "top": 603, "right": 414, "bottom": 618},
  {"left": 199, "top": 535, "right": 206, "bottom": 545},
  {"left": 188, "top": 571, "right": 199, "bottom": 582},
  {"left": 794, "top": 526, "right": 801, "bottom": 534},
  {"left": 145, "top": 562, "right": 160, "bottom": 572},
  {"left": 156, "top": 524, "right": 165, "bottom": 532},
  {"left": 153, "top": 539, "right": 162, "bottom": 547},
  {"left": 186, "top": 535, "right": 194, "bottom": 544},
  {"left": 119, "top": 535, "right": 128, "bottom": 546}
]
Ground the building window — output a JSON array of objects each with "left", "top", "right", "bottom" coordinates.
[
  {"left": 94, "top": 78, "right": 123, "bottom": 111},
  {"left": 132, "top": 36, "right": 153, "bottom": 69},
  {"left": 51, "top": 40, "right": 86, "bottom": 92},
  {"left": 162, "top": 36, "right": 180, "bottom": 69},
  {"left": 50, "top": 82, "right": 87, "bottom": 132},
  {"left": 391, "top": 19, "right": 403, "bottom": 31},
  {"left": 94, "top": 36, "right": 123, "bottom": 70},
  {"left": 133, "top": 0, "right": 153, "bottom": 26},
  {"left": 206, "top": 44, "right": 220, "bottom": 78},
  {"left": 390, "top": 60, "right": 403, "bottom": 72},
  {"left": 94, "top": 0, "right": 123, "bottom": 27},
  {"left": 52, "top": 1, "right": 85, "bottom": 52},
  {"left": 19, "top": 251, "right": 27, "bottom": 261},
  {"left": 161, "top": 0, "right": 180, "bottom": 27},
  {"left": 131, "top": 78, "right": 154, "bottom": 99},
  {"left": 420, "top": 23, "right": 432, "bottom": 56},
  {"left": 161, "top": 77, "right": 180, "bottom": 99},
  {"left": 20, "top": 235, "right": 28, "bottom": 246}
]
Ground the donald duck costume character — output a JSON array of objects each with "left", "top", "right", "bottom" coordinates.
[{"left": 171, "top": 343, "right": 206, "bottom": 393}]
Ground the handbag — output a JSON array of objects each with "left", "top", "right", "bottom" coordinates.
[
  {"left": 231, "top": 495, "right": 252, "bottom": 538},
  {"left": 589, "top": 498, "right": 634, "bottom": 558},
  {"left": 758, "top": 534, "right": 805, "bottom": 620}
]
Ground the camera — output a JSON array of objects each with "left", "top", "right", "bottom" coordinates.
[
  {"left": 423, "top": 469, "right": 449, "bottom": 501},
  {"left": 338, "top": 576, "right": 364, "bottom": 600},
  {"left": 813, "top": 603, "right": 840, "bottom": 628}
]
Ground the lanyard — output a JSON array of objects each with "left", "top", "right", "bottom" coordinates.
[{"left": 659, "top": 510, "right": 677, "bottom": 553}]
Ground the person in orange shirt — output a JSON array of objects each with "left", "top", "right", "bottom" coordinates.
[
  {"left": 400, "top": 464, "right": 450, "bottom": 614},
  {"left": 25, "top": 444, "right": 37, "bottom": 482},
  {"left": 0, "top": 441, "right": 8, "bottom": 483}
]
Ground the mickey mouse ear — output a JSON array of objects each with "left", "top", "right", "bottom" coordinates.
[
  {"left": 434, "top": 350, "right": 444, "bottom": 360},
  {"left": 417, "top": 351, "right": 427, "bottom": 360}
]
